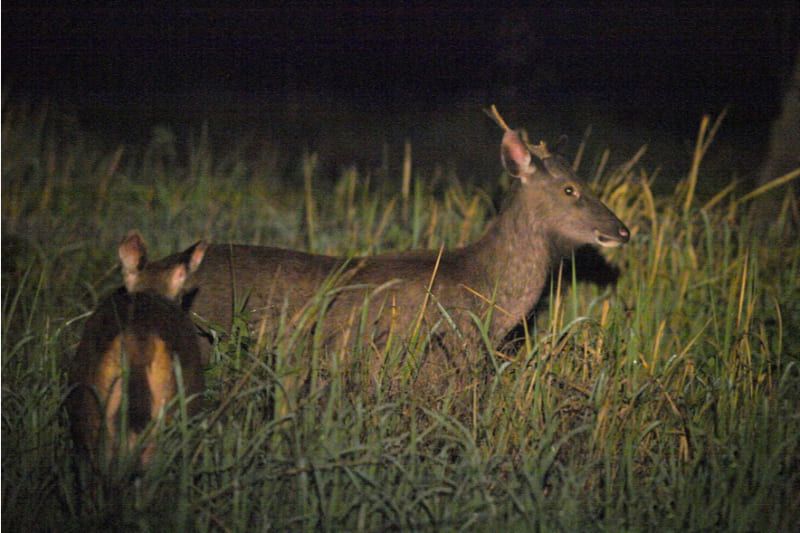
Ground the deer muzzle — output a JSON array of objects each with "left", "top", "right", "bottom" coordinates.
[{"left": 593, "top": 224, "right": 630, "bottom": 248}]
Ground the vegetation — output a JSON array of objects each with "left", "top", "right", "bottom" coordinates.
[{"left": 3, "top": 102, "right": 799, "bottom": 531}]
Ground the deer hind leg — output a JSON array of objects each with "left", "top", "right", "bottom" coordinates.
[
  {"left": 141, "top": 337, "right": 176, "bottom": 466},
  {"left": 96, "top": 336, "right": 123, "bottom": 464}
]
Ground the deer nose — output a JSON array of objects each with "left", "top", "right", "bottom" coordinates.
[{"left": 618, "top": 225, "right": 630, "bottom": 242}]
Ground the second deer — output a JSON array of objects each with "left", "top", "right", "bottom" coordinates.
[{"left": 67, "top": 231, "right": 207, "bottom": 469}]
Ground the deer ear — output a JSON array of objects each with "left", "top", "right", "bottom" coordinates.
[
  {"left": 163, "top": 240, "right": 206, "bottom": 299},
  {"left": 118, "top": 230, "right": 148, "bottom": 292},
  {"left": 187, "top": 241, "right": 208, "bottom": 274},
  {"left": 165, "top": 264, "right": 188, "bottom": 299},
  {"left": 501, "top": 130, "right": 535, "bottom": 182}
]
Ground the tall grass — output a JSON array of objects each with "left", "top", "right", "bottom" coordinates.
[{"left": 2, "top": 103, "right": 799, "bottom": 531}]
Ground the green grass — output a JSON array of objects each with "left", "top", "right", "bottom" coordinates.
[{"left": 2, "top": 102, "right": 799, "bottom": 531}]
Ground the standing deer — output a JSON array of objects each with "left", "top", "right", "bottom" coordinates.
[
  {"left": 141, "top": 115, "right": 629, "bottom": 395},
  {"left": 67, "top": 231, "right": 207, "bottom": 469}
]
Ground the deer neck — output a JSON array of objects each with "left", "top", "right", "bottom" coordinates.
[{"left": 464, "top": 189, "right": 559, "bottom": 338}]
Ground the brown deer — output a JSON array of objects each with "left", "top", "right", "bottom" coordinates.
[
  {"left": 67, "top": 231, "right": 207, "bottom": 469},
  {"left": 142, "top": 116, "right": 629, "bottom": 396}
]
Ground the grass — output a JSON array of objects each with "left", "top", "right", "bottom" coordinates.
[{"left": 2, "top": 101, "right": 799, "bottom": 531}]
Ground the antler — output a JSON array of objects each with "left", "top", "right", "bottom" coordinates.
[
  {"left": 484, "top": 104, "right": 511, "bottom": 132},
  {"left": 485, "top": 105, "right": 552, "bottom": 159}
]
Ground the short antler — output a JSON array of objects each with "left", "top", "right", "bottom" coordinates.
[
  {"left": 484, "top": 104, "right": 511, "bottom": 132},
  {"left": 485, "top": 105, "right": 551, "bottom": 159}
]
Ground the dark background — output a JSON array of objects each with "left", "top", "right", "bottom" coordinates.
[{"left": 3, "top": 4, "right": 799, "bottom": 182}]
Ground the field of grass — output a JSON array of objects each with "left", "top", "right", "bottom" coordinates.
[{"left": 3, "top": 102, "right": 799, "bottom": 531}]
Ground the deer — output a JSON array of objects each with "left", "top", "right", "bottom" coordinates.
[
  {"left": 67, "top": 231, "right": 207, "bottom": 469},
  {"left": 139, "top": 111, "right": 630, "bottom": 397}
]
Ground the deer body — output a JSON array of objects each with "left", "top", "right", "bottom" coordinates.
[
  {"left": 166, "top": 226, "right": 537, "bottom": 351},
  {"left": 67, "top": 232, "right": 207, "bottom": 468},
  {"left": 146, "top": 127, "right": 629, "bottom": 393}
]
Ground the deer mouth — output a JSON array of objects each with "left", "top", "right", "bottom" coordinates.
[{"left": 594, "top": 229, "right": 625, "bottom": 248}]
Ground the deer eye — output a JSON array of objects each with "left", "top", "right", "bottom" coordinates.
[{"left": 564, "top": 186, "right": 575, "bottom": 196}]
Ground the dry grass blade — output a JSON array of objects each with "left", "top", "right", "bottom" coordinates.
[
  {"left": 684, "top": 109, "right": 727, "bottom": 214},
  {"left": 736, "top": 167, "right": 800, "bottom": 205}
]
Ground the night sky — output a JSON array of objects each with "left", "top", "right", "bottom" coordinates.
[
  {"left": 4, "top": 6, "right": 796, "bottom": 98},
  {"left": 3, "top": 4, "right": 798, "bottom": 174}
]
